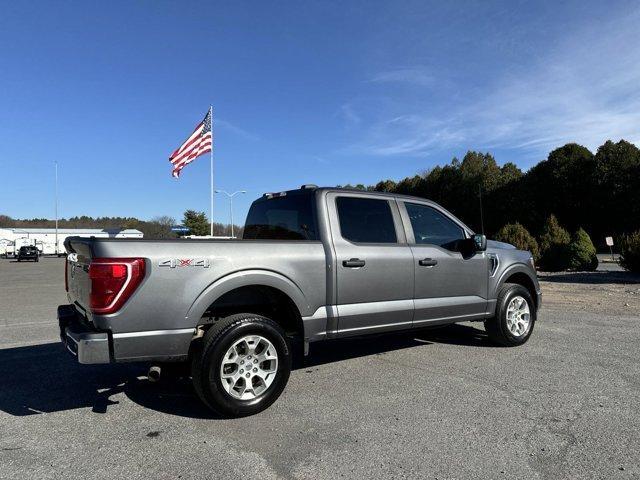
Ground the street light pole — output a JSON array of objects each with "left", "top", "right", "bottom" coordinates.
[{"left": 214, "top": 190, "right": 246, "bottom": 238}]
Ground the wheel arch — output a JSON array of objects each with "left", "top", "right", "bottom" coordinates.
[
  {"left": 494, "top": 264, "right": 539, "bottom": 308},
  {"left": 186, "top": 270, "right": 309, "bottom": 338}
]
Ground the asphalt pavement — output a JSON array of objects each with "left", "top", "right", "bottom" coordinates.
[{"left": 1, "top": 257, "right": 639, "bottom": 479}]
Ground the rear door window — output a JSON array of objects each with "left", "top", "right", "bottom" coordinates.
[{"left": 336, "top": 197, "right": 397, "bottom": 244}]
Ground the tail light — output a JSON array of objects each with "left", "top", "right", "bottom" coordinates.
[
  {"left": 89, "top": 258, "right": 145, "bottom": 314},
  {"left": 64, "top": 259, "right": 69, "bottom": 292}
]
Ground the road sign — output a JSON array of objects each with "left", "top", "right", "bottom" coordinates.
[
  {"left": 605, "top": 236, "right": 615, "bottom": 261},
  {"left": 171, "top": 226, "right": 190, "bottom": 233}
]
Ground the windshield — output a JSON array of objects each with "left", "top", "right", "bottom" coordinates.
[{"left": 243, "top": 193, "right": 318, "bottom": 240}]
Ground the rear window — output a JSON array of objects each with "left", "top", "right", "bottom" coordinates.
[
  {"left": 336, "top": 196, "right": 397, "bottom": 243},
  {"left": 243, "top": 194, "right": 318, "bottom": 240}
]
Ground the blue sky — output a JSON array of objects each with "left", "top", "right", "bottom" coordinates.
[{"left": 1, "top": 0, "right": 639, "bottom": 224}]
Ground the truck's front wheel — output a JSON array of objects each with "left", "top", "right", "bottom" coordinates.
[
  {"left": 484, "top": 283, "right": 536, "bottom": 346},
  {"left": 191, "top": 313, "right": 291, "bottom": 417}
]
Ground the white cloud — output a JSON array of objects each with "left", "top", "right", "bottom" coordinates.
[
  {"left": 370, "top": 66, "right": 434, "bottom": 87},
  {"left": 338, "top": 103, "right": 362, "bottom": 128},
  {"left": 215, "top": 119, "right": 258, "bottom": 141},
  {"left": 353, "top": 8, "right": 640, "bottom": 158}
]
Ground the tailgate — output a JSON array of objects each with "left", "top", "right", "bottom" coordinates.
[{"left": 65, "top": 237, "right": 94, "bottom": 314}]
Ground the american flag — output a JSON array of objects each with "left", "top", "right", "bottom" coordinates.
[{"left": 169, "top": 109, "right": 213, "bottom": 178}]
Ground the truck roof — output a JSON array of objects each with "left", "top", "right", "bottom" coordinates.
[
  {"left": 261, "top": 185, "right": 432, "bottom": 203},
  {"left": 257, "top": 185, "right": 473, "bottom": 235}
]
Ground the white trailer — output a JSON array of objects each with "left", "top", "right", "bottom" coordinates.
[
  {"left": 0, "top": 228, "right": 143, "bottom": 256},
  {"left": 0, "top": 239, "right": 13, "bottom": 257}
]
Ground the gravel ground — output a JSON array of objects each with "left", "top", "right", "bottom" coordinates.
[
  {"left": 539, "top": 266, "right": 640, "bottom": 317},
  {"left": 0, "top": 257, "right": 639, "bottom": 479}
]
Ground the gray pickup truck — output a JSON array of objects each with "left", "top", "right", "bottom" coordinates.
[{"left": 59, "top": 185, "right": 540, "bottom": 416}]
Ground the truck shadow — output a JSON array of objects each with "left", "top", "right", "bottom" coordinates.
[
  {"left": 0, "top": 323, "right": 488, "bottom": 419},
  {"left": 304, "top": 323, "right": 489, "bottom": 369}
]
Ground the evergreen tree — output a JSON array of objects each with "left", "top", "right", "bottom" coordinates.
[
  {"left": 538, "top": 215, "right": 571, "bottom": 271},
  {"left": 182, "top": 210, "right": 210, "bottom": 236},
  {"left": 567, "top": 228, "right": 598, "bottom": 271},
  {"left": 495, "top": 223, "right": 540, "bottom": 261},
  {"left": 619, "top": 231, "right": 640, "bottom": 273}
]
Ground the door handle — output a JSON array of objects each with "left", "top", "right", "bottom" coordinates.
[
  {"left": 419, "top": 258, "right": 438, "bottom": 267},
  {"left": 343, "top": 258, "right": 366, "bottom": 268}
]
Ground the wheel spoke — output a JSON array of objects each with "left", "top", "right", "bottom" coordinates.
[
  {"left": 221, "top": 369, "right": 236, "bottom": 379},
  {"left": 246, "top": 336, "right": 258, "bottom": 354},
  {"left": 254, "top": 337, "right": 265, "bottom": 355},
  {"left": 262, "top": 365, "right": 277, "bottom": 375},
  {"left": 236, "top": 378, "right": 247, "bottom": 396},
  {"left": 253, "top": 374, "right": 266, "bottom": 388},
  {"left": 258, "top": 349, "right": 277, "bottom": 362}
]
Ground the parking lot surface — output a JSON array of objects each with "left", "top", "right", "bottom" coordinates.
[{"left": 1, "top": 257, "right": 639, "bottom": 479}]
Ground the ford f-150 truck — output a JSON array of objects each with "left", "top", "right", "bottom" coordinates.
[{"left": 59, "top": 185, "right": 541, "bottom": 417}]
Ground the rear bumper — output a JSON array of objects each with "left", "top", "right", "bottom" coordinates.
[
  {"left": 58, "top": 304, "right": 111, "bottom": 364},
  {"left": 58, "top": 304, "right": 194, "bottom": 363}
]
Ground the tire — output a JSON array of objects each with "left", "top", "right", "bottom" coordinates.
[
  {"left": 484, "top": 283, "right": 536, "bottom": 347},
  {"left": 191, "top": 313, "right": 292, "bottom": 417}
]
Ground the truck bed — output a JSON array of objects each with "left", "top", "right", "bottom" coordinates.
[{"left": 64, "top": 237, "right": 326, "bottom": 361}]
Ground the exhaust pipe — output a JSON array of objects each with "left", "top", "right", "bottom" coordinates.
[{"left": 148, "top": 365, "right": 161, "bottom": 382}]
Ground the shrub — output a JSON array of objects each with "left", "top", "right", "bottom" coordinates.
[
  {"left": 494, "top": 223, "right": 540, "bottom": 260},
  {"left": 538, "top": 214, "right": 571, "bottom": 271},
  {"left": 567, "top": 228, "right": 598, "bottom": 271},
  {"left": 619, "top": 231, "right": 640, "bottom": 272}
]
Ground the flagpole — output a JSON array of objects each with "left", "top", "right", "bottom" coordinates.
[
  {"left": 210, "top": 105, "right": 214, "bottom": 237},
  {"left": 54, "top": 161, "right": 59, "bottom": 255}
]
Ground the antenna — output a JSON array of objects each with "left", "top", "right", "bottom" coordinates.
[{"left": 478, "top": 185, "right": 485, "bottom": 235}]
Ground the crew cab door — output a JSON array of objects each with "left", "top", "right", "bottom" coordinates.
[
  {"left": 398, "top": 201, "right": 489, "bottom": 326},
  {"left": 326, "top": 192, "right": 414, "bottom": 335}
]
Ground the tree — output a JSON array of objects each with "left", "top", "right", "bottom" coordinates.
[
  {"left": 182, "top": 210, "right": 210, "bottom": 236},
  {"left": 494, "top": 223, "right": 540, "bottom": 261},
  {"left": 338, "top": 184, "right": 367, "bottom": 190},
  {"left": 499, "top": 162, "right": 523, "bottom": 185},
  {"left": 141, "top": 216, "right": 177, "bottom": 239},
  {"left": 374, "top": 179, "right": 397, "bottom": 192},
  {"left": 123, "top": 218, "right": 141, "bottom": 230},
  {"left": 592, "top": 140, "right": 640, "bottom": 244},
  {"left": 619, "top": 231, "right": 640, "bottom": 273},
  {"left": 506, "top": 143, "right": 595, "bottom": 236},
  {"left": 567, "top": 228, "right": 598, "bottom": 271},
  {"left": 538, "top": 215, "right": 571, "bottom": 271}
]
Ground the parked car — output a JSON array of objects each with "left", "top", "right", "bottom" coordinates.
[
  {"left": 59, "top": 185, "right": 540, "bottom": 417},
  {"left": 17, "top": 245, "right": 39, "bottom": 262}
]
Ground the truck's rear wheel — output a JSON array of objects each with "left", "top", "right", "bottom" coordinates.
[
  {"left": 484, "top": 283, "right": 536, "bottom": 346},
  {"left": 191, "top": 313, "right": 291, "bottom": 417}
]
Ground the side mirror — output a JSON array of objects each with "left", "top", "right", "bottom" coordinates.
[{"left": 473, "top": 234, "right": 487, "bottom": 252}]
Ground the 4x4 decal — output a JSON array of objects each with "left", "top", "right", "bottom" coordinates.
[{"left": 158, "top": 258, "right": 210, "bottom": 268}]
